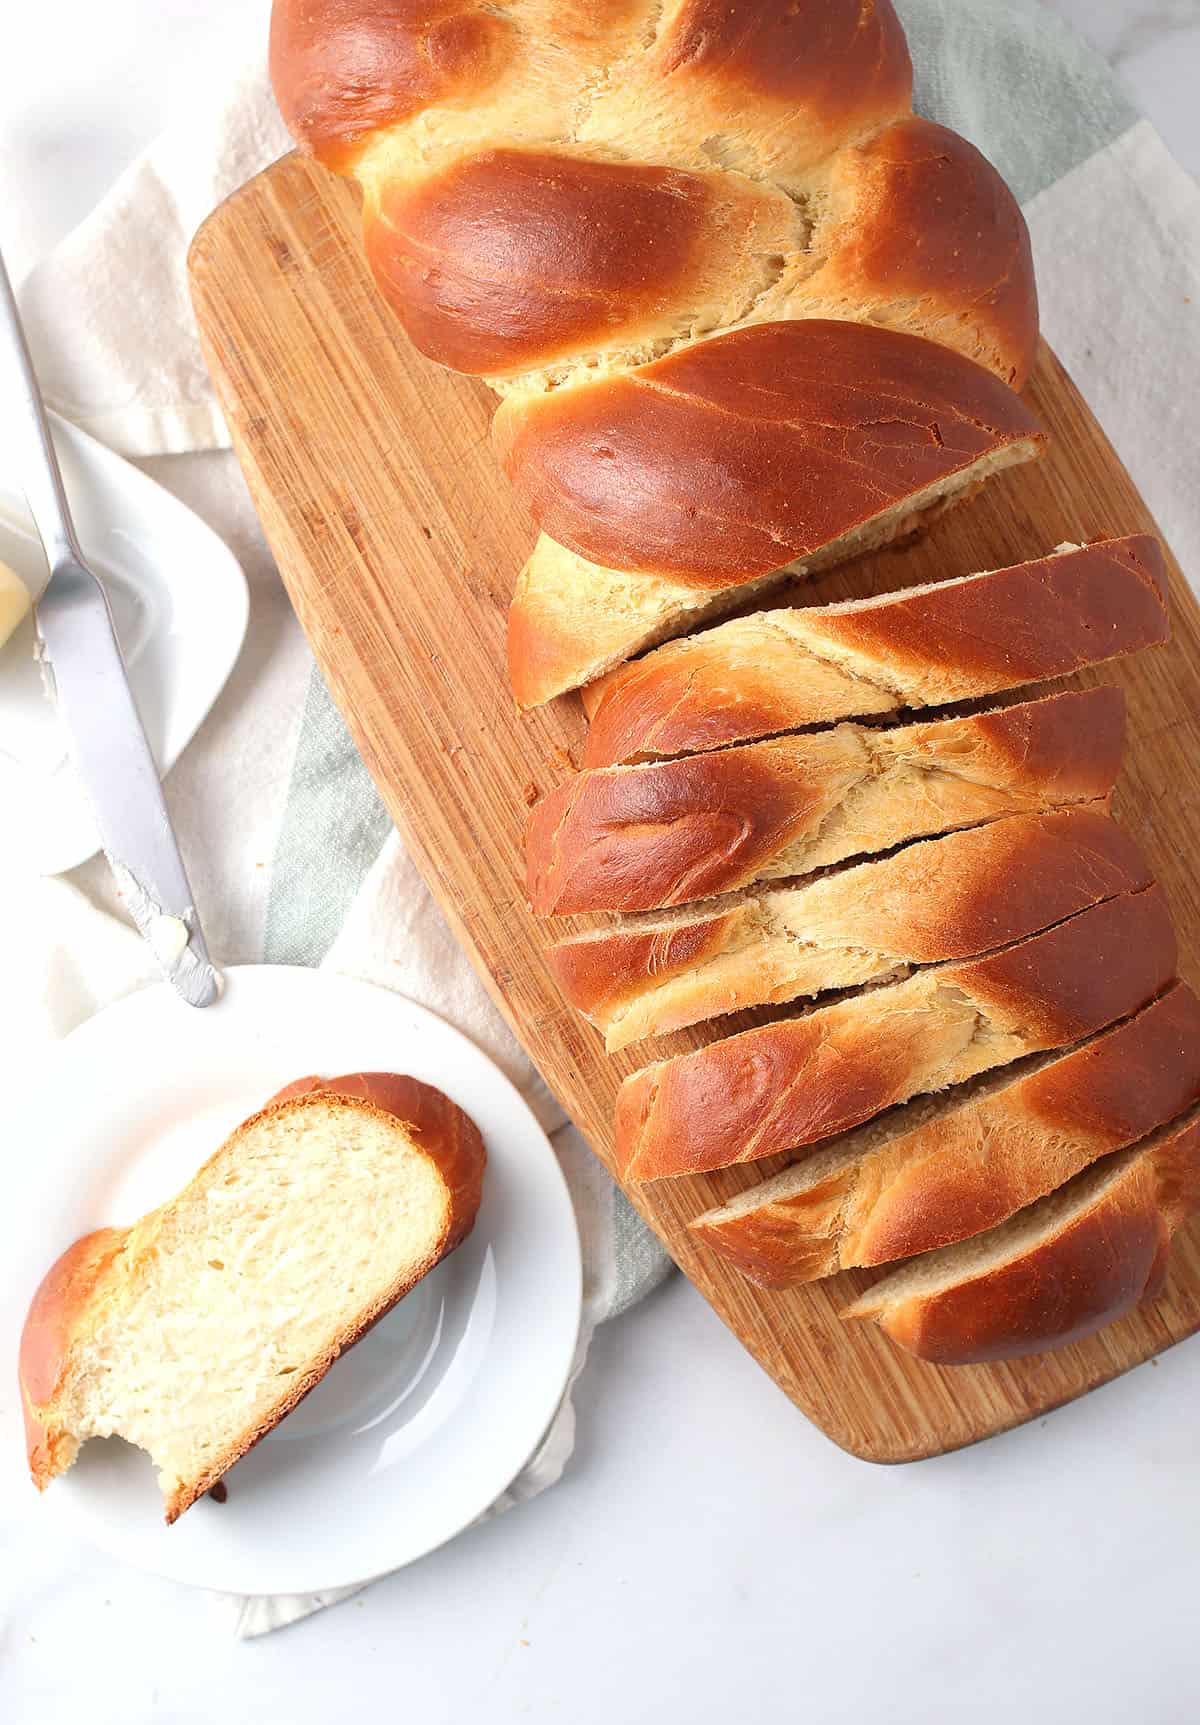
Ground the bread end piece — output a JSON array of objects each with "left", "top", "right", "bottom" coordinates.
[{"left": 842, "top": 1110, "right": 1200, "bottom": 1364}]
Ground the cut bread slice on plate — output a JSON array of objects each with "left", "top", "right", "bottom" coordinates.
[
  {"left": 19, "top": 1073, "right": 485, "bottom": 1523},
  {"left": 842, "top": 1105, "right": 1200, "bottom": 1365}
]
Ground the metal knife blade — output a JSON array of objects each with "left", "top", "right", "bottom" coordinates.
[
  {"left": 0, "top": 244, "right": 220, "bottom": 1007},
  {"left": 35, "top": 566, "right": 221, "bottom": 1006}
]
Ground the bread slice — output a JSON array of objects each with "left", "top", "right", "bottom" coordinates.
[
  {"left": 580, "top": 536, "right": 1168, "bottom": 767},
  {"left": 691, "top": 985, "right": 1200, "bottom": 1286},
  {"left": 841, "top": 1106, "right": 1200, "bottom": 1365},
  {"left": 612, "top": 886, "right": 1176, "bottom": 1182},
  {"left": 547, "top": 804, "right": 1148, "bottom": 1048},
  {"left": 19, "top": 1073, "right": 485, "bottom": 1522},
  {"left": 527, "top": 685, "right": 1125, "bottom": 917},
  {"left": 499, "top": 320, "right": 1044, "bottom": 708}
]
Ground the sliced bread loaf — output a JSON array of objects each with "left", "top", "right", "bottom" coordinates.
[
  {"left": 527, "top": 686, "right": 1125, "bottom": 917},
  {"left": 691, "top": 985, "right": 1200, "bottom": 1286},
  {"left": 613, "top": 886, "right": 1176, "bottom": 1182},
  {"left": 547, "top": 804, "right": 1148, "bottom": 1048},
  {"left": 581, "top": 537, "right": 1167, "bottom": 767}
]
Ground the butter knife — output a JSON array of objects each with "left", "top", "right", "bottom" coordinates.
[{"left": 0, "top": 245, "right": 220, "bottom": 1007}]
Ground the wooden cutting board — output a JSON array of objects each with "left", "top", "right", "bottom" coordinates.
[{"left": 190, "top": 151, "right": 1200, "bottom": 1462}]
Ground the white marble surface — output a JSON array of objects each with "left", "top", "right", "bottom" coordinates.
[{"left": 2, "top": 4, "right": 1199, "bottom": 1722}]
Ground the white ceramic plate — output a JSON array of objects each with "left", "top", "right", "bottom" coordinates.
[
  {"left": 0, "top": 967, "right": 582, "bottom": 1595},
  {"left": 0, "top": 413, "right": 248, "bottom": 875}
]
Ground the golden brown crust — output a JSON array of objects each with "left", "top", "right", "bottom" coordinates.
[
  {"left": 814, "top": 537, "right": 1166, "bottom": 687},
  {"left": 494, "top": 320, "right": 1044, "bottom": 584},
  {"left": 18, "top": 1075, "right": 486, "bottom": 1518},
  {"left": 843, "top": 1112, "right": 1200, "bottom": 1364},
  {"left": 547, "top": 904, "right": 753, "bottom": 1028},
  {"left": 269, "top": 0, "right": 1041, "bottom": 700},
  {"left": 693, "top": 985, "right": 1200, "bottom": 1285},
  {"left": 526, "top": 688, "right": 1125, "bottom": 917},
  {"left": 692, "top": 1174, "right": 852, "bottom": 1289},
  {"left": 801, "top": 117, "right": 1038, "bottom": 388},
  {"left": 545, "top": 805, "right": 1150, "bottom": 1040},
  {"left": 579, "top": 1, "right": 913, "bottom": 188},
  {"left": 612, "top": 886, "right": 1177, "bottom": 1182},
  {"left": 582, "top": 537, "right": 1167, "bottom": 767},
  {"left": 364, "top": 148, "right": 796, "bottom": 378},
  {"left": 369, "top": 103, "right": 1032, "bottom": 409},
  {"left": 20, "top": 1230, "right": 125, "bottom": 1492},
  {"left": 528, "top": 725, "right": 863, "bottom": 918},
  {"left": 861, "top": 986, "right": 1200, "bottom": 1265},
  {"left": 358, "top": 112, "right": 1039, "bottom": 390},
  {"left": 269, "top": 0, "right": 516, "bottom": 172},
  {"left": 660, "top": 0, "right": 912, "bottom": 135},
  {"left": 506, "top": 583, "right": 583, "bottom": 718},
  {"left": 863, "top": 1190, "right": 1172, "bottom": 1365}
]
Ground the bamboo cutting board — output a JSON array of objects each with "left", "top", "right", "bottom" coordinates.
[{"left": 190, "top": 152, "right": 1200, "bottom": 1462}]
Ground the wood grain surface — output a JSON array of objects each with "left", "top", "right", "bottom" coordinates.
[{"left": 189, "top": 151, "right": 1200, "bottom": 1461}]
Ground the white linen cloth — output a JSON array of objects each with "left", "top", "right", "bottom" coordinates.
[{"left": 2, "top": 0, "right": 1198, "bottom": 1638}]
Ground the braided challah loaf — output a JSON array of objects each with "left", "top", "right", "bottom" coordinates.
[
  {"left": 266, "top": 5, "right": 1200, "bottom": 1368},
  {"left": 610, "top": 887, "right": 1178, "bottom": 1183},
  {"left": 613, "top": 890, "right": 1179, "bottom": 1186},
  {"left": 269, "top": 0, "right": 1041, "bottom": 706}
]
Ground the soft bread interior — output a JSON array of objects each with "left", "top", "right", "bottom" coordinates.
[
  {"left": 41, "top": 1101, "right": 451, "bottom": 1514},
  {"left": 767, "top": 707, "right": 1060, "bottom": 881}
]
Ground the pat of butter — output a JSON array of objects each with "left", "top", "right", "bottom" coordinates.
[
  {"left": 148, "top": 913, "right": 190, "bottom": 967},
  {"left": 0, "top": 559, "right": 31, "bottom": 651}
]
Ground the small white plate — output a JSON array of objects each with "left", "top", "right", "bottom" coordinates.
[
  {"left": 0, "top": 413, "right": 248, "bottom": 875},
  {"left": 0, "top": 967, "right": 582, "bottom": 1596}
]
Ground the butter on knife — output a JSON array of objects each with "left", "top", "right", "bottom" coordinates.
[{"left": 0, "top": 557, "right": 31, "bottom": 650}]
